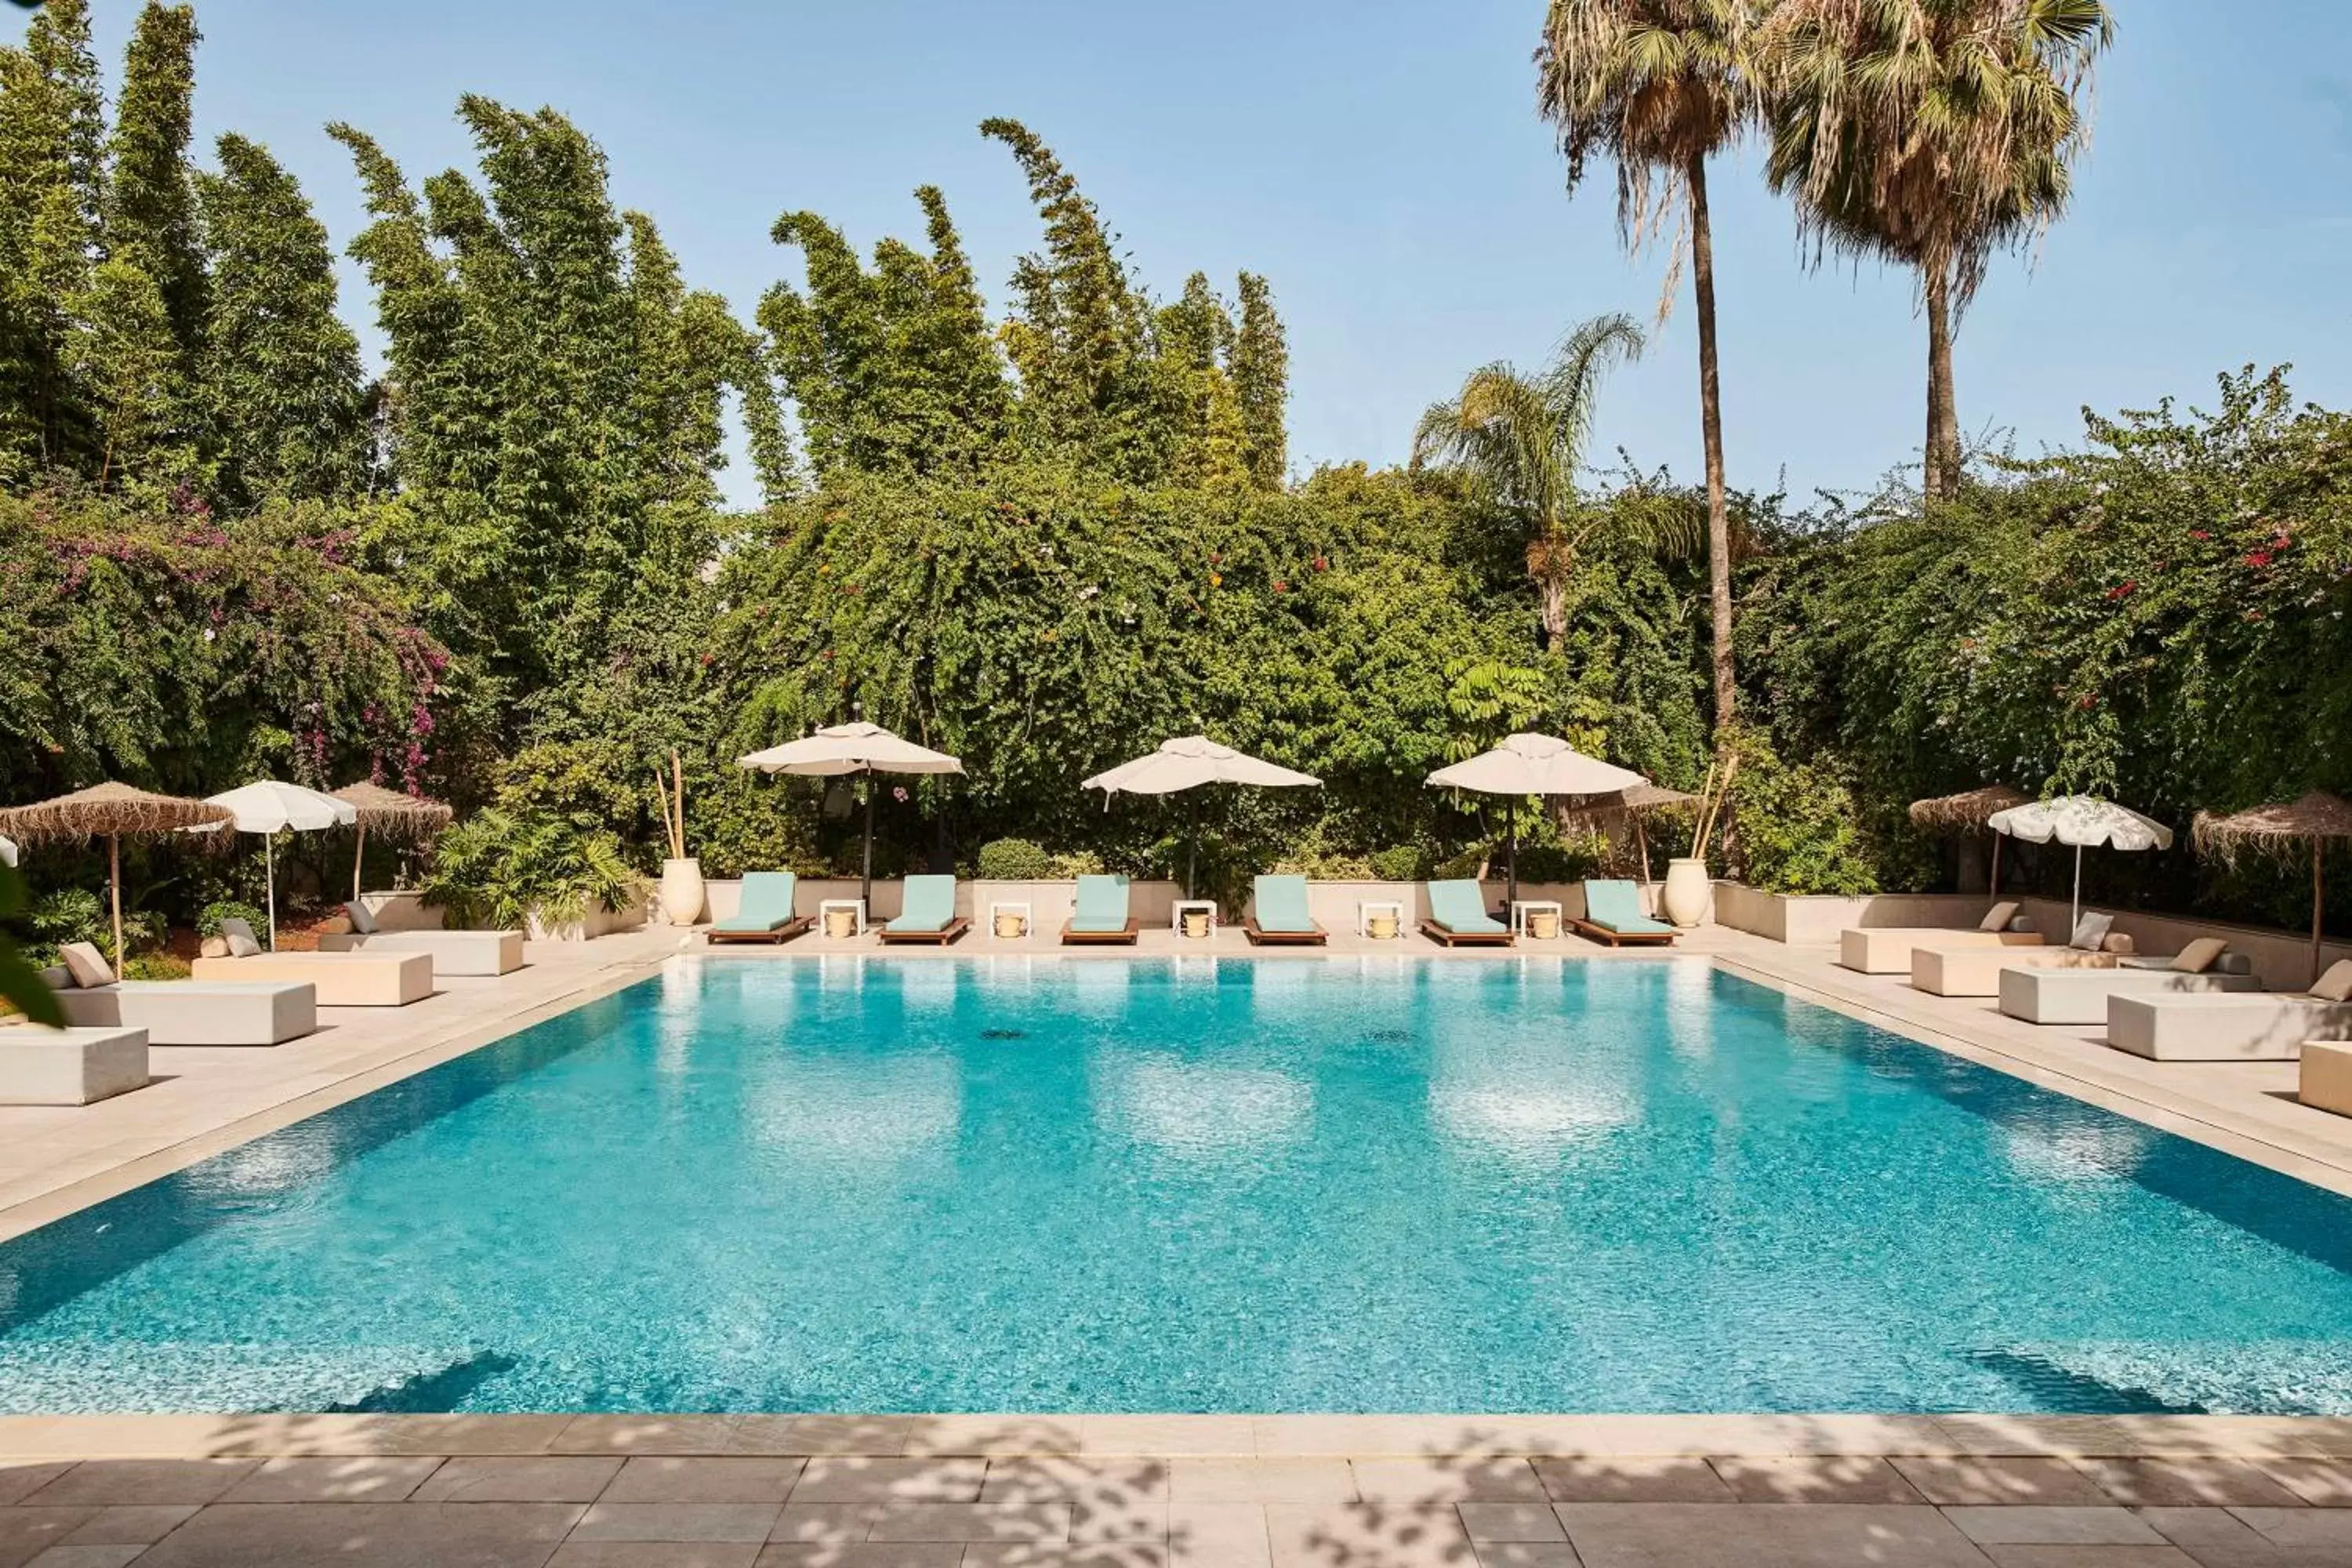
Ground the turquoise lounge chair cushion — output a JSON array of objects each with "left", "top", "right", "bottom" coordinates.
[
  {"left": 1070, "top": 874, "right": 1131, "bottom": 932},
  {"left": 888, "top": 874, "right": 957, "bottom": 933},
  {"left": 1584, "top": 879, "right": 1672, "bottom": 935},
  {"left": 715, "top": 871, "right": 796, "bottom": 932},
  {"left": 1253, "top": 874, "right": 1317, "bottom": 933},
  {"left": 1427, "top": 880, "right": 1504, "bottom": 934}
]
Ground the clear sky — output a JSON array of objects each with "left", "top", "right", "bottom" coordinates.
[{"left": 81, "top": 0, "right": 2352, "bottom": 509}]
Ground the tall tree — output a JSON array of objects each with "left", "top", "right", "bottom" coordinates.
[
  {"left": 105, "top": 3, "right": 203, "bottom": 358},
  {"left": 1765, "top": 0, "right": 2113, "bottom": 499},
  {"left": 0, "top": 0, "right": 104, "bottom": 476},
  {"left": 1412, "top": 313, "right": 1646, "bottom": 654},
  {"left": 1232, "top": 272, "right": 1289, "bottom": 490},
  {"left": 197, "top": 132, "right": 370, "bottom": 504},
  {"left": 1537, "top": 0, "right": 1758, "bottom": 735}
]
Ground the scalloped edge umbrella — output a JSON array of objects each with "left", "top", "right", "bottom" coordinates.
[
  {"left": 196, "top": 782, "right": 359, "bottom": 950},
  {"left": 1988, "top": 795, "right": 2175, "bottom": 935}
]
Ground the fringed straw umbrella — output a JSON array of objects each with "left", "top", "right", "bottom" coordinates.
[
  {"left": 2194, "top": 791, "right": 2352, "bottom": 986},
  {"left": 0, "top": 783, "right": 232, "bottom": 980},
  {"left": 333, "top": 782, "right": 455, "bottom": 902},
  {"left": 1909, "top": 785, "right": 2033, "bottom": 895}
]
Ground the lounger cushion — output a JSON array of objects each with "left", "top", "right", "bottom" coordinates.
[
  {"left": 2069, "top": 912, "right": 2114, "bottom": 952},
  {"left": 2313, "top": 961, "right": 2352, "bottom": 1002},
  {"left": 715, "top": 871, "right": 797, "bottom": 932},
  {"left": 2172, "top": 937, "right": 2227, "bottom": 975},
  {"left": 1978, "top": 901, "right": 2021, "bottom": 933},
  {"left": 888, "top": 875, "right": 957, "bottom": 933},
  {"left": 1252, "top": 875, "right": 1318, "bottom": 934},
  {"left": 58, "top": 942, "right": 112, "bottom": 989},
  {"left": 344, "top": 899, "right": 378, "bottom": 935},
  {"left": 1070, "top": 874, "right": 1131, "bottom": 933},
  {"left": 1425, "top": 880, "right": 1504, "bottom": 935},
  {"left": 1583, "top": 880, "right": 1673, "bottom": 935},
  {"left": 220, "top": 916, "right": 263, "bottom": 958}
]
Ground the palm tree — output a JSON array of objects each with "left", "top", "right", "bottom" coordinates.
[
  {"left": 1537, "top": 0, "right": 1759, "bottom": 735},
  {"left": 1413, "top": 313, "right": 1647, "bottom": 655},
  {"left": 1764, "top": 0, "right": 2114, "bottom": 500}
]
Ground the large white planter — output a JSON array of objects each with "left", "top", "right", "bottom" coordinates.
[
  {"left": 659, "top": 858, "right": 706, "bottom": 927},
  {"left": 1661, "top": 858, "right": 1711, "bottom": 928}
]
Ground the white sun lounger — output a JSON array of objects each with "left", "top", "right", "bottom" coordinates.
[
  {"left": 191, "top": 951, "right": 432, "bottom": 1007},
  {"left": 0, "top": 1025, "right": 149, "bottom": 1105},
  {"left": 40, "top": 943, "right": 318, "bottom": 1045},
  {"left": 1838, "top": 901, "right": 2041, "bottom": 974},
  {"left": 1998, "top": 964, "right": 2261, "bottom": 1025},
  {"left": 2108, "top": 962, "right": 2352, "bottom": 1060},
  {"left": 316, "top": 929, "right": 524, "bottom": 975},
  {"left": 1911, "top": 943, "right": 2122, "bottom": 998}
]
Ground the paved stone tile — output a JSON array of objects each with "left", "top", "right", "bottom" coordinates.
[
  {"left": 604, "top": 1458, "right": 809, "bottom": 1504},
  {"left": 981, "top": 1458, "right": 1173, "bottom": 1504},
  {"left": 1759, "top": 1416, "right": 1962, "bottom": 1457},
  {"left": 1168, "top": 1461, "right": 1356, "bottom": 1504},
  {"left": 732, "top": 1419, "right": 914, "bottom": 1458},
  {"left": 555, "top": 1417, "right": 741, "bottom": 1456},
  {"left": 548, "top": 1545, "right": 762, "bottom": 1568},
  {"left": 1555, "top": 1502, "right": 1987, "bottom": 1566},
  {"left": 1254, "top": 1420, "right": 1480, "bottom": 1458},
  {"left": 0, "top": 1465, "right": 71, "bottom": 1506},
  {"left": 24, "top": 1547, "right": 147, "bottom": 1568},
  {"left": 1932, "top": 1418, "right": 2151, "bottom": 1459},
  {"left": 902, "top": 1417, "right": 1083, "bottom": 1457},
  {"left": 1261, "top": 1502, "right": 1472, "bottom": 1568},
  {"left": 754, "top": 1548, "right": 964, "bottom": 1568},
  {"left": 0, "top": 1513, "right": 94, "bottom": 1568},
  {"left": 1530, "top": 1458, "right": 1734, "bottom": 1504},
  {"left": 793, "top": 1460, "right": 988, "bottom": 1504},
  {"left": 1975, "top": 1548, "right": 2198, "bottom": 1567},
  {"left": 2071, "top": 1459, "right": 2306, "bottom": 1508},
  {"left": 1944, "top": 1507, "right": 2167, "bottom": 1545},
  {"left": 964, "top": 1544, "right": 1171, "bottom": 1568},
  {"left": 569, "top": 1502, "right": 785, "bottom": 1543},
  {"left": 863, "top": 1504, "right": 1073, "bottom": 1543},
  {"left": 217, "top": 1455, "right": 444, "bottom": 1503},
  {"left": 2131, "top": 1505, "right": 2278, "bottom": 1554},
  {"left": 1165, "top": 1501, "right": 1273, "bottom": 1568},
  {"left": 2259, "top": 1459, "right": 2352, "bottom": 1506},
  {"left": 1705, "top": 1457, "right": 1925, "bottom": 1504},
  {"left": 412, "top": 1456, "right": 623, "bottom": 1503},
  {"left": 1890, "top": 1457, "right": 2114, "bottom": 1506},
  {"left": 1349, "top": 1461, "right": 1545, "bottom": 1504},
  {"left": 0, "top": 1417, "right": 239, "bottom": 1460},
  {"left": 1067, "top": 1498, "right": 1172, "bottom": 1545},
  {"left": 1468, "top": 1545, "right": 1583, "bottom": 1568},
  {"left": 129, "top": 1501, "right": 585, "bottom": 1567},
  {"left": 1454, "top": 1504, "right": 1566, "bottom": 1544},
  {"left": 19, "top": 1460, "right": 256, "bottom": 1508},
  {"left": 55, "top": 1504, "right": 197, "bottom": 1544},
  {"left": 1079, "top": 1419, "right": 1255, "bottom": 1458},
  {"left": 382, "top": 1415, "right": 572, "bottom": 1456},
  {"left": 2228, "top": 1507, "right": 2352, "bottom": 1549},
  {"left": 768, "top": 1504, "right": 884, "bottom": 1546}
]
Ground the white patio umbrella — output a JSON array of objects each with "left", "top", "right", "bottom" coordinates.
[
  {"left": 198, "top": 782, "right": 358, "bottom": 950},
  {"left": 1987, "top": 795, "right": 2175, "bottom": 934},
  {"left": 1427, "top": 734, "right": 1646, "bottom": 906},
  {"left": 0, "top": 834, "right": 15, "bottom": 869},
  {"left": 736, "top": 721, "right": 964, "bottom": 907},
  {"left": 1082, "top": 736, "right": 1321, "bottom": 897}
]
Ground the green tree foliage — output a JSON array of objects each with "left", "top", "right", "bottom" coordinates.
[
  {"left": 0, "top": 0, "right": 104, "bottom": 479},
  {"left": 197, "top": 133, "right": 372, "bottom": 506},
  {"left": 105, "top": 4, "right": 205, "bottom": 356},
  {"left": 1232, "top": 273, "right": 1289, "bottom": 488}
]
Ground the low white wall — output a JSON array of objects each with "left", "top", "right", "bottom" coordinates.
[
  {"left": 365, "top": 885, "right": 648, "bottom": 942},
  {"left": 358, "top": 888, "right": 441, "bottom": 932},
  {"left": 1711, "top": 884, "right": 1992, "bottom": 946}
]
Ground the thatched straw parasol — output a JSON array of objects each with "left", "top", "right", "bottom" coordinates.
[
  {"left": 332, "top": 782, "right": 456, "bottom": 902},
  {"left": 2194, "top": 791, "right": 2352, "bottom": 984},
  {"left": 1909, "top": 785, "right": 2034, "bottom": 895},
  {"left": 0, "top": 783, "right": 233, "bottom": 979},
  {"left": 1564, "top": 782, "right": 1699, "bottom": 887}
]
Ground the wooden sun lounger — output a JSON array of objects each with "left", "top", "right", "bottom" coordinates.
[
  {"left": 1062, "top": 919, "right": 1140, "bottom": 946},
  {"left": 1570, "top": 919, "right": 1676, "bottom": 948},
  {"left": 876, "top": 917, "right": 971, "bottom": 946},
  {"left": 1419, "top": 920, "right": 1513, "bottom": 948},
  {"left": 1243, "top": 919, "right": 1327, "bottom": 946},
  {"left": 706, "top": 916, "right": 813, "bottom": 946}
]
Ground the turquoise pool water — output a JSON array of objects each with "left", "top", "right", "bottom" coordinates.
[{"left": 2, "top": 957, "right": 2350, "bottom": 1415}]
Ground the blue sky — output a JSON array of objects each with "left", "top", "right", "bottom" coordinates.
[{"left": 82, "top": 0, "right": 2352, "bottom": 508}]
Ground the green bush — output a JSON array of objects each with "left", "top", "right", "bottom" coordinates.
[
  {"left": 198, "top": 900, "right": 268, "bottom": 939},
  {"left": 1044, "top": 850, "right": 1105, "bottom": 878},
  {"left": 421, "top": 808, "right": 648, "bottom": 931},
  {"left": 1367, "top": 845, "right": 1424, "bottom": 881},
  {"left": 1513, "top": 841, "right": 1603, "bottom": 884},
  {"left": 976, "top": 839, "right": 1052, "bottom": 880},
  {"left": 1726, "top": 731, "right": 1880, "bottom": 897}
]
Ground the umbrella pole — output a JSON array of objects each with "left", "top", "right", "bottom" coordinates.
[
  {"left": 352, "top": 822, "right": 366, "bottom": 903},
  {"left": 2071, "top": 844, "right": 2082, "bottom": 935},
  {"left": 1990, "top": 833, "right": 2002, "bottom": 898},
  {"left": 1636, "top": 814, "right": 1652, "bottom": 888},
  {"left": 2314, "top": 839, "right": 2326, "bottom": 988},
  {"left": 861, "top": 771, "right": 875, "bottom": 913},
  {"left": 1506, "top": 796, "right": 1519, "bottom": 909},
  {"left": 266, "top": 833, "right": 278, "bottom": 953},
  {"left": 108, "top": 833, "right": 123, "bottom": 982}
]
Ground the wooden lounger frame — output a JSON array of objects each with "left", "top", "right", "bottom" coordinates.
[
  {"left": 1419, "top": 920, "right": 1514, "bottom": 948},
  {"left": 1243, "top": 919, "right": 1327, "bottom": 946},
  {"left": 876, "top": 917, "right": 971, "bottom": 946},
  {"left": 1570, "top": 920, "right": 1676, "bottom": 948},
  {"left": 706, "top": 916, "right": 813, "bottom": 946},
  {"left": 1062, "top": 919, "right": 1141, "bottom": 946}
]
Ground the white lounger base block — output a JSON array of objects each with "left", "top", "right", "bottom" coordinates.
[
  {"left": 191, "top": 951, "right": 433, "bottom": 1007},
  {"left": 1997, "top": 966, "right": 2263, "bottom": 1025},
  {"left": 1838, "top": 927, "right": 2042, "bottom": 975},
  {"left": 2305, "top": 1042, "right": 2352, "bottom": 1117},
  {"left": 55, "top": 981, "right": 317, "bottom": 1045},
  {"left": 316, "top": 929, "right": 524, "bottom": 976},
  {"left": 0, "top": 1025, "right": 148, "bottom": 1105},
  {"left": 2108, "top": 994, "right": 2352, "bottom": 1061},
  {"left": 1911, "top": 944, "right": 2115, "bottom": 998}
]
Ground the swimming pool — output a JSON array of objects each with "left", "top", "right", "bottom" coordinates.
[{"left": 2, "top": 956, "right": 2350, "bottom": 1415}]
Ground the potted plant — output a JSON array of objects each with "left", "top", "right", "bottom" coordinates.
[
  {"left": 654, "top": 752, "right": 703, "bottom": 927},
  {"left": 1664, "top": 756, "right": 1740, "bottom": 928}
]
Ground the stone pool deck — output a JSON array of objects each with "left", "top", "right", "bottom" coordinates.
[{"left": 6, "top": 1413, "right": 2352, "bottom": 1566}]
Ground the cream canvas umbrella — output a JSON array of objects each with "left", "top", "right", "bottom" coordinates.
[
  {"left": 1987, "top": 795, "right": 2175, "bottom": 935},
  {"left": 737, "top": 721, "right": 964, "bottom": 906},
  {"left": 198, "top": 782, "right": 358, "bottom": 951},
  {"left": 0, "top": 783, "right": 234, "bottom": 979},
  {"left": 0, "top": 834, "right": 14, "bottom": 869},
  {"left": 1428, "top": 735, "right": 1646, "bottom": 906},
  {"left": 333, "top": 781, "right": 455, "bottom": 902},
  {"left": 1082, "top": 736, "right": 1321, "bottom": 897},
  {"left": 2194, "top": 792, "right": 2352, "bottom": 985}
]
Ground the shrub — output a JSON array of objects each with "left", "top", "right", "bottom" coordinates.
[
  {"left": 1044, "top": 850, "right": 1104, "bottom": 878},
  {"left": 976, "top": 838, "right": 1051, "bottom": 880},
  {"left": 198, "top": 900, "right": 268, "bottom": 939},
  {"left": 1367, "top": 845, "right": 1423, "bottom": 881},
  {"left": 422, "top": 808, "right": 648, "bottom": 931},
  {"left": 1513, "top": 840, "right": 1603, "bottom": 884},
  {"left": 1726, "top": 731, "right": 1880, "bottom": 897}
]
